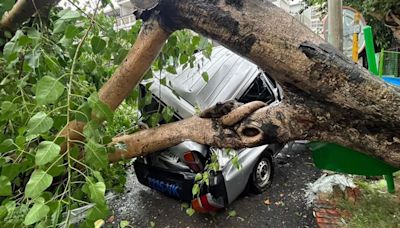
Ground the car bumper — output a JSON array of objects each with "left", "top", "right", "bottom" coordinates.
[{"left": 134, "top": 160, "right": 228, "bottom": 210}]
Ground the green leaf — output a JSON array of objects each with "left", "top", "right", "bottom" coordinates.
[
  {"left": 232, "top": 155, "right": 241, "bottom": 170},
  {"left": 27, "top": 48, "right": 41, "bottom": 69},
  {"left": 91, "top": 36, "right": 106, "bottom": 54},
  {"left": 192, "top": 183, "right": 200, "bottom": 196},
  {"left": 179, "top": 54, "right": 188, "bottom": 64},
  {"left": 0, "top": 0, "right": 14, "bottom": 13},
  {"left": 85, "top": 139, "right": 108, "bottom": 169},
  {"left": 166, "top": 65, "right": 177, "bottom": 74},
  {"left": 148, "top": 113, "right": 161, "bottom": 128},
  {"left": 194, "top": 173, "right": 202, "bottom": 182},
  {"left": 83, "top": 120, "right": 101, "bottom": 141},
  {"left": 0, "top": 176, "right": 12, "bottom": 196},
  {"left": 1, "top": 163, "right": 20, "bottom": 180},
  {"left": 203, "top": 172, "right": 209, "bottom": 186},
  {"left": 0, "top": 101, "right": 17, "bottom": 121},
  {"left": 25, "top": 170, "right": 53, "bottom": 199},
  {"left": 94, "top": 219, "right": 105, "bottom": 228},
  {"left": 0, "top": 205, "right": 7, "bottom": 221},
  {"left": 3, "top": 41, "right": 21, "bottom": 62},
  {"left": 44, "top": 55, "right": 60, "bottom": 72},
  {"left": 64, "top": 24, "right": 79, "bottom": 39},
  {"left": 36, "top": 76, "right": 65, "bottom": 105},
  {"left": 49, "top": 200, "right": 62, "bottom": 227},
  {"left": 26, "top": 112, "right": 54, "bottom": 136},
  {"left": 47, "top": 157, "right": 65, "bottom": 177},
  {"left": 59, "top": 10, "right": 81, "bottom": 20},
  {"left": 186, "top": 207, "right": 195, "bottom": 216},
  {"left": 35, "top": 141, "right": 60, "bottom": 166},
  {"left": 88, "top": 93, "right": 113, "bottom": 123},
  {"left": 192, "top": 36, "right": 201, "bottom": 46},
  {"left": 0, "top": 139, "right": 15, "bottom": 153},
  {"left": 113, "top": 48, "right": 128, "bottom": 65},
  {"left": 201, "top": 72, "right": 209, "bottom": 82},
  {"left": 228, "top": 210, "right": 237, "bottom": 217},
  {"left": 85, "top": 203, "right": 109, "bottom": 224},
  {"left": 161, "top": 106, "right": 174, "bottom": 123},
  {"left": 53, "top": 20, "right": 66, "bottom": 34},
  {"left": 23, "top": 198, "right": 50, "bottom": 225},
  {"left": 88, "top": 182, "right": 106, "bottom": 205},
  {"left": 75, "top": 102, "right": 92, "bottom": 123},
  {"left": 120, "top": 220, "right": 130, "bottom": 228}
]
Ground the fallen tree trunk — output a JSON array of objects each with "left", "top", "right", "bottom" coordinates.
[
  {"left": 106, "top": 0, "right": 400, "bottom": 167},
  {"left": 0, "top": 0, "right": 59, "bottom": 39}
]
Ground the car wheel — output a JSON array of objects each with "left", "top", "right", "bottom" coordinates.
[{"left": 249, "top": 152, "right": 274, "bottom": 194}]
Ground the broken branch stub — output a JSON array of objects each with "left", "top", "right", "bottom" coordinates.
[{"left": 109, "top": 101, "right": 268, "bottom": 161}]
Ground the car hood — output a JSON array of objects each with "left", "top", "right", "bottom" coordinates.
[{"left": 152, "top": 47, "right": 260, "bottom": 110}]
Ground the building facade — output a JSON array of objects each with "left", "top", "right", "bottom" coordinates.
[
  {"left": 104, "top": 0, "right": 136, "bottom": 31},
  {"left": 106, "top": 0, "right": 323, "bottom": 35}
]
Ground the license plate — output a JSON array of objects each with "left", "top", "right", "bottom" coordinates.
[{"left": 147, "top": 177, "right": 182, "bottom": 198}]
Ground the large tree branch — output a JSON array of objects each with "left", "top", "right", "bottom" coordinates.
[
  {"left": 62, "top": 18, "right": 170, "bottom": 150},
  {"left": 98, "top": 19, "right": 170, "bottom": 110},
  {"left": 108, "top": 100, "right": 314, "bottom": 162},
  {"left": 110, "top": 89, "right": 400, "bottom": 167},
  {"left": 157, "top": 0, "right": 400, "bottom": 127},
  {"left": 0, "top": 0, "right": 58, "bottom": 38},
  {"left": 63, "top": 0, "right": 400, "bottom": 168}
]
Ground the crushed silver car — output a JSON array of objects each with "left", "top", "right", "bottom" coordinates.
[{"left": 134, "top": 46, "right": 284, "bottom": 212}]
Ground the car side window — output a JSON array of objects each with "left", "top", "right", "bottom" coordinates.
[{"left": 238, "top": 74, "right": 275, "bottom": 104}]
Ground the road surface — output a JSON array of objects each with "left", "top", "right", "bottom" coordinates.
[{"left": 108, "top": 143, "right": 322, "bottom": 227}]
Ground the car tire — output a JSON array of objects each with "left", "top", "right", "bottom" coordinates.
[{"left": 248, "top": 152, "right": 274, "bottom": 194}]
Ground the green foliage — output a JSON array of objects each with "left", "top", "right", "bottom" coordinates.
[
  {"left": 24, "top": 170, "right": 53, "bottom": 199},
  {"left": 35, "top": 76, "right": 65, "bottom": 105},
  {"left": 85, "top": 139, "right": 108, "bottom": 169},
  {"left": 339, "top": 181, "right": 400, "bottom": 228},
  {"left": 0, "top": 176, "right": 12, "bottom": 196},
  {"left": 26, "top": 112, "right": 54, "bottom": 136},
  {"left": 35, "top": 141, "right": 60, "bottom": 166},
  {"left": 23, "top": 198, "right": 50, "bottom": 226},
  {"left": 305, "top": 0, "right": 398, "bottom": 49},
  {"left": 0, "top": 1, "right": 213, "bottom": 225}
]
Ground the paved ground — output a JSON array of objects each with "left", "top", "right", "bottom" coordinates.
[{"left": 108, "top": 143, "right": 322, "bottom": 228}]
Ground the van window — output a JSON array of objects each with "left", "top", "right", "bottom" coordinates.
[
  {"left": 238, "top": 74, "right": 275, "bottom": 104},
  {"left": 264, "top": 72, "right": 277, "bottom": 88}
]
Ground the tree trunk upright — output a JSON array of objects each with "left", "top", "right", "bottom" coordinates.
[{"left": 328, "top": 0, "right": 343, "bottom": 51}]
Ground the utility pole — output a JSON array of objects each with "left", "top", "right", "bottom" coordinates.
[{"left": 328, "top": 0, "right": 343, "bottom": 51}]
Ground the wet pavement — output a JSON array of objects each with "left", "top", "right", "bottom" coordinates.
[{"left": 108, "top": 143, "right": 322, "bottom": 228}]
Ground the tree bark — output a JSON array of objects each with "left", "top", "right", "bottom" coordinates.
[
  {"left": 61, "top": 18, "right": 170, "bottom": 151},
  {"left": 106, "top": 0, "right": 400, "bottom": 167},
  {"left": 98, "top": 19, "right": 170, "bottom": 110},
  {"left": 0, "top": 0, "right": 58, "bottom": 38}
]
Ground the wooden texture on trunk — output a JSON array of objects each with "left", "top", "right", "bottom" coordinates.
[
  {"left": 110, "top": 0, "right": 399, "bottom": 167},
  {"left": 99, "top": 19, "right": 170, "bottom": 110},
  {"left": 61, "top": 19, "right": 170, "bottom": 151},
  {"left": 0, "top": 0, "right": 58, "bottom": 37}
]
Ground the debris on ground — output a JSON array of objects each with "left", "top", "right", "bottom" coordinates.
[{"left": 305, "top": 174, "right": 356, "bottom": 207}]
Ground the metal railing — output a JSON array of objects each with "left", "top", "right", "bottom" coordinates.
[{"left": 114, "top": 14, "right": 136, "bottom": 31}]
